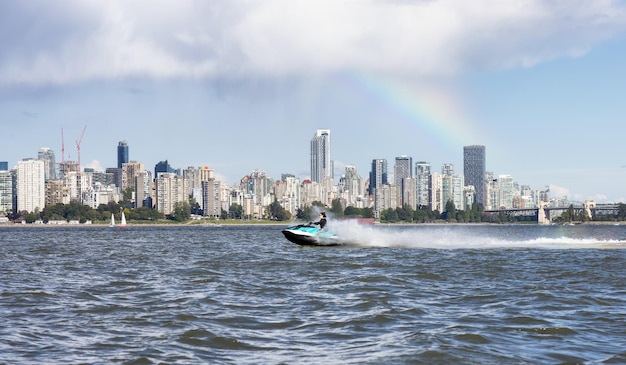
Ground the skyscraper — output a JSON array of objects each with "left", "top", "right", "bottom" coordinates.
[
  {"left": 369, "top": 159, "right": 388, "bottom": 196},
  {"left": 16, "top": 159, "right": 45, "bottom": 213},
  {"left": 464, "top": 145, "right": 486, "bottom": 208},
  {"left": 415, "top": 162, "right": 430, "bottom": 208},
  {"left": 394, "top": 156, "right": 412, "bottom": 206},
  {"left": 38, "top": 147, "right": 56, "bottom": 180},
  {"left": 117, "top": 141, "right": 129, "bottom": 169},
  {"left": 310, "top": 129, "right": 331, "bottom": 183},
  {"left": 0, "top": 161, "right": 8, "bottom": 171}
]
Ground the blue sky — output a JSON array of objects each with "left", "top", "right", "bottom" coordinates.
[{"left": 1, "top": 0, "right": 626, "bottom": 203}]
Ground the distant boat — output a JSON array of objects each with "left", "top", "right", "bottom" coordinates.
[
  {"left": 109, "top": 213, "right": 115, "bottom": 227},
  {"left": 119, "top": 211, "right": 127, "bottom": 228}
]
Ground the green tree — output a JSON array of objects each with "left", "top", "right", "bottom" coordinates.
[
  {"left": 444, "top": 200, "right": 457, "bottom": 222},
  {"left": 330, "top": 199, "right": 344, "bottom": 218},
  {"left": 170, "top": 201, "right": 191, "bottom": 222},
  {"left": 297, "top": 206, "right": 314, "bottom": 221},
  {"left": 229, "top": 203, "right": 243, "bottom": 219},
  {"left": 617, "top": 203, "right": 626, "bottom": 220},
  {"left": 344, "top": 206, "right": 361, "bottom": 218}
]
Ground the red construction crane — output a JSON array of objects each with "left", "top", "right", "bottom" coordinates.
[
  {"left": 76, "top": 125, "right": 87, "bottom": 170},
  {"left": 61, "top": 128, "right": 65, "bottom": 164}
]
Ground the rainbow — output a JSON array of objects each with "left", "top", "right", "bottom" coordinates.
[{"left": 340, "top": 72, "right": 479, "bottom": 148}]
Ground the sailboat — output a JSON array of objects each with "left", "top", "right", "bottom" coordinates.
[
  {"left": 109, "top": 213, "right": 115, "bottom": 227},
  {"left": 119, "top": 211, "right": 128, "bottom": 228}
]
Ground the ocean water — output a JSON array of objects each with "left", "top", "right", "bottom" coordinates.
[{"left": 1, "top": 223, "right": 625, "bottom": 364}]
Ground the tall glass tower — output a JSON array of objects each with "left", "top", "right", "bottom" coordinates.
[
  {"left": 463, "top": 145, "right": 486, "bottom": 208},
  {"left": 369, "top": 159, "right": 388, "bottom": 196},
  {"left": 394, "top": 156, "right": 412, "bottom": 206},
  {"left": 38, "top": 147, "right": 56, "bottom": 180},
  {"left": 117, "top": 141, "right": 129, "bottom": 169},
  {"left": 310, "top": 130, "right": 331, "bottom": 183}
]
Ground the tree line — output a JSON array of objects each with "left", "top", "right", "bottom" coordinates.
[{"left": 7, "top": 195, "right": 626, "bottom": 224}]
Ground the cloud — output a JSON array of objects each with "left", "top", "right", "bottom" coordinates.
[
  {"left": 1, "top": 0, "right": 625, "bottom": 85},
  {"left": 85, "top": 160, "right": 105, "bottom": 172}
]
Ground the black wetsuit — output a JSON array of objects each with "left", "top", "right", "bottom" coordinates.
[{"left": 313, "top": 218, "right": 327, "bottom": 229}]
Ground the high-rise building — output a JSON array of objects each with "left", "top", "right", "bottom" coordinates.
[
  {"left": 16, "top": 159, "right": 45, "bottom": 213},
  {"left": 155, "top": 173, "right": 185, "bottom": 215},
  {"left": 0, "top": 170, "right": 13, "bottom": 213},
  {"left": 0, "top": 161, "right": 9, "bottom": 171},
  {"left": 369, "top": 159, "right": 388, "bottom": 196},
  {"left": 117, "top": 141, "right": 129, "bottom": 169},
  {"left": 121, "top": 161, "right": 145, "bottom": 191},
  {"left": 38, "top": 147, "right": 57, "bottom": 181},
  {"left": 310, "top": 129, "right": 331, "bottom": 183},
  {"left": 155, "top": 160, "right": 177, "bottom": 178},
  {"left": 394, "top": 156, "right": 412, "bottom": 206},
  {"left": 415, "top": 161, "right": 430, "bottom": 208},
  {"left": 464, "top": 145, "right": 486, "bottom": 208}
]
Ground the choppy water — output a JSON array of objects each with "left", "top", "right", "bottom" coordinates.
[{"left": 1, "top": 223, "right": 626, "bottom": 364}]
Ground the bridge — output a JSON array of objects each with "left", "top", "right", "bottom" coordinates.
[{"left": 484, "top": 201, "right": 621, "bottom": 224}]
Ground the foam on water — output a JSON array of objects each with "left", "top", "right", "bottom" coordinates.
[{"left": 330, "top": 221, "right": 626, "bottom": 249}]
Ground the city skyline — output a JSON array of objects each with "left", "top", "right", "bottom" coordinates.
[
  {"left": 1, "top": 2, "right": 626, "bottom": 203},
  {"left": 0, "top": 137, "right": 624, "bottom": 206}
]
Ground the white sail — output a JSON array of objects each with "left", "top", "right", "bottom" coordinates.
[
  {"left": 120, "top": 211, "right": 127, "bottom": 227},
  {"left": 109, "top": 213, "right": 115, "bottom": 227}
]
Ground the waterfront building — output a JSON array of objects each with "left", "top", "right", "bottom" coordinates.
[
  {"left": 117, "top": 141, "right": 129, "bottom": 169},
  {"left": 275, "top": 175, "right": 300, "bottom": 215},
  {"left": 394, "top": 156, "right": 413, "bottom": 206},
  {"left": 441, "top": 164, "right": 464, "bottom": 211},
  {"left": 429, "top": 172, "right": 444, "bottom": 212},
  {"left": 338, "top": 165, "right": 364, "bottom": 208},
  {"left": 155, "top": 173, "right": 185, "bottom": 215},
  {"left": 463, "top": 145, "right": 486, "bottom": 208},
  {"left": 415, "top": 162, "right": 430, "bottom": 209},
  {"left": 520, "top": 185, "right": 536, "bottom": 209},
  {"left": 183, "top": 166, "right": 214, "bottom": 209},
  {"left": 485, "top": 171, "right": 497, "bottom": 210},
  {"left": 82, "top": 182, "right": 121, "bottom": 209},
  {"left": 121, "top": 161, "right": 145, "bottom": 192},
  {"left": 451, "top": 174, "right": 465, "bottom": 211},
  {"left": 300, "top": 180, "right": 322, "bottom": 208},
  {"left": 374, "top": 183, "right": 396, "bottom": 218},
  {"left": 497, "top": 174, "right": 516, "bottom": 209},
  {"left": 369, "top": 159, "right": 388, "bottom": 196},
  {"left": 0, "top": 170, "right": 12, "bottom": 213},
  {"left": 402, "top": 177, "right": 417, "bottom": 211},
  {"left": 16, "top": 159, "right": 45, "bottom": 213},
  {"left": 63, "top": 171, "right": 91, "bottom": 203},
  {"left": 38, "top": 147, "right": 57, "bottom": 181},
  {"left": 310, "top": 129, "right": 332, "bottom": 183},
  {"left": 134, "top": 170, "right": 152, "bottom": 208},
  {"left": 242, "top": 170, "right": 273, "bottom": 206},
  {"left": 464, "top": 185, "right": 476, "bottom": 210},
  {"left": 201, "top": 179, "right": 221, "bottom": 218},
  {"left": 45, "top": 180, "right": 66, "bottom": 206}
]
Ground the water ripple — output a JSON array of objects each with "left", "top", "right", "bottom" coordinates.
[{"left": 1, "top": 225, "right": 626, "bottom": 364}]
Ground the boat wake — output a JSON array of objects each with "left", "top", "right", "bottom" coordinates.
[{"left": 329, "top": 221, "right": 626, "bottom": 249}]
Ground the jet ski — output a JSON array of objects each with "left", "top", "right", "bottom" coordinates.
[{"left": 281, "top": 224, "right": 341, "bottom": 246}]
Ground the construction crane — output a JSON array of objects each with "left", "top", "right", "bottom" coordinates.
[
  {"left": 76, "top": 125, "right": 87, "bottom": 170},
  {"left": 61, "top": 128, "right": 65, "bottom": 164}
]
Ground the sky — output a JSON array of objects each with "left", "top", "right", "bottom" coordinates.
[{"left": 1, "top": 0, "right": 626, "bottom": 203}]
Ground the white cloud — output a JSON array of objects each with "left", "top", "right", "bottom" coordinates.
[
  {"left": 1, "top": 0, "right": 625, "bottom": 85},
  {"left": 85, "top": 160, "right": 104, "bottom": 172}
]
